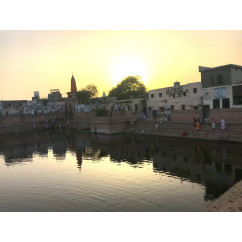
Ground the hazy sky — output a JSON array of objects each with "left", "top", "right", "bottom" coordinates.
[{"left": 1, "top": 30, "right": 242, "bottom": 100}]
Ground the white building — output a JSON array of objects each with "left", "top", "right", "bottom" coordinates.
[
  {"left": 0, "top": 100, "right": 28, "bottom": 116},
  {"left": 75, "top": 104, "right": 92, "bottom": 112},
  {"left": 199, "top": 64, "right": 242, "bottom": 110},
  {"left": 147, "top": 82, "right": 202, "bottom": 112}
]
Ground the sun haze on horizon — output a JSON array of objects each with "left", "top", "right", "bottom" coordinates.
[{"left": 1, "top": 30, "right": 242, "bottom": 100}]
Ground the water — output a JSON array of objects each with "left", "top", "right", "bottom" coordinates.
[{"left": 0, "top": 130, "right": 241, "bottom": 212}]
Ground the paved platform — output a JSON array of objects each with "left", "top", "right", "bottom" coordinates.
[
  {"left": 204, "top": 180, "right": 242, "bottom": 212},
  {"left": 128, "top": 120, "right": 242, "bottom": 142}
]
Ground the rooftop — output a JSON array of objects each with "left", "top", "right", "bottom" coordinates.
[{"left": 199, "top": 64, "right": 242, "bottom": 72}]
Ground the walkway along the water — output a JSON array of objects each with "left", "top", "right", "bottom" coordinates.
[
  {"left": 126, "top": 120, "right": 242, "bottom": 143},
  {"left": 204, "top": 179, "right": 242, "bottom": 212}
]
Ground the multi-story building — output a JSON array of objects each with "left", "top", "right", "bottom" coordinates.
[
  {"left": 200, "top": 64, "right": 242, "bottom": 108},
  {"left": 147, "top": 81, "right": 202, "bottom": 112},
  {"left": 48, "top": 89, "right": 62, "bottom": 102},
  {"left": 0, "top": 100, "right": 28, "bottom": 116},
  {"left": 199, "top": 64, "right": 242, "bottom": 119}
]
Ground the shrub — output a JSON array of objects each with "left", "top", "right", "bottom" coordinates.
[{"left": 95, "top": 108, "right": 108, "bottom": 117}]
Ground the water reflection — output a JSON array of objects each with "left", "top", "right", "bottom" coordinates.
[{"left": 0, "top": 130, "right": 242, "bottom": 202}]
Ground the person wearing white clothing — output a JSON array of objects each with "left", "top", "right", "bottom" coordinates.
[
  {"left": 221, "top": 118, "right": 226, "bottom": 131},
  {"left": 212, "top": 121, "right": 216, "bottom": 129}
]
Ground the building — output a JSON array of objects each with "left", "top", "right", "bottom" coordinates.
[
  {"left": 32, "top": 91, "right": 40, "bottom": 101},
  {"left": 111, "top": 97, "right": 147, "bottom": 113},
  {"left": 48, "top": 89, "right": 62, "bottom": 102},
  {"left": 199, "top": 64, "right": 242, "bottom": 120},
  {"left": 0, "top": 100, "right": 28, "bottom": 116},
  {"left": 147, "top": 81, "right": 202, "bottom": 112},
  {"left": 75, "top": 104, "right": 92, "bottom": 112}
]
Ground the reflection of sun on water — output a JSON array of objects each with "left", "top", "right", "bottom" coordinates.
[{"left": 111, "top": 55, "right": 148, "bottom": 86}]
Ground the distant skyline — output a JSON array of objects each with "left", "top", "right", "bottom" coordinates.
[{"left": 1, "top": 30, "right": 242, "bottom": 100}]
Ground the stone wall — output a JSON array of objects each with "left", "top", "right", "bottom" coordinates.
[
  {"left": 89, "top": 111, "right": 138, "bottom": 134},
  {"left": 209, "top": 108, "right": 242, "bottom": 123},
  {"left": 170, "top": 109, "right": 202, "bottom": 122},
  {"left": 71, "top": 112, "right": 93, "bottom": 129},
  {"left": 0, "top": 113, "right": 66, "bottom": 134}
]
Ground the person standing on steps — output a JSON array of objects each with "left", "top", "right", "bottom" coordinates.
[
  {"left": 193, "top": 118, "right": 196, "bottom": 128},
  {"left": 196, "top": 120, "right": 200, "bottom": 131},
  {"left": 212, "top": 120, "right": 216, "bottom": 129},
  {"left": 221, "top": 118, "right": 226, "bottom": 131}
]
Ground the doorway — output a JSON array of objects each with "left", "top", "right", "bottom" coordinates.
[{"left": 202, "top": 105, "right": 209, "bottom": 120}]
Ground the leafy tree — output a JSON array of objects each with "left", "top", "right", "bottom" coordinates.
[
  {"left": 85, "top": 84, "right": 98, "bottom": 98},
  {"left": 76, "top": 84, "right": 98, "bottom": 104},
  {"left": 108, "top": 75, "right": 147, "bottom": 100}
]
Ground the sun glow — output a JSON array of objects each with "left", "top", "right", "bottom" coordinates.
[{"left": 111, "top": 55, "right": 148, "bottom": 86}]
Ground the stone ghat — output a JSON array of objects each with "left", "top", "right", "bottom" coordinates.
[
  {"left": 127, "top": 120, "right": 242, "bottom": 143},
  {"left": 0, "top": 113, "right": 66, "bottom": 134},
  {"left": 204, "top": 180, "right": 242, "bottom": 212},
  {"left": 1, "top": 113, "right": 242, "bottom": 143}
]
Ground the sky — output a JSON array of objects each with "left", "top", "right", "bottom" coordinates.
[{"left": 1, "top": 30, "right": 242, "bottom": 100}]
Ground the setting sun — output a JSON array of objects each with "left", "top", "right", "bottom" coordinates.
[{"left": 110, "top": 54, "right": 149, "bottom": 86}]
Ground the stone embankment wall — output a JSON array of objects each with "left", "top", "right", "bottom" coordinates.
[
  {"left": 210, "top": 108, "right": 242, "bottom": 123},
  {"left": 71, "top": 112, "right": 93, "bottom": 130},
  {"left": 0, "top": 113, "right": 66, "bottom": 134},
  {"left": 170, "top": 110, "right": 202, "bottom": 122},
  {"left": 146, "top": 108, "right": 242, "bottom": 123},
  {"left": 89, "top": 111, "right": 138, "bottom": 134},
  {"left": 0, "top": 111, "right": 138, "bottom": 135}
]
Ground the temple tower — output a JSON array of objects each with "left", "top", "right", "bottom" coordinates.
[{"left": 71, "top": 74, "right": 77, "bottom": 93}]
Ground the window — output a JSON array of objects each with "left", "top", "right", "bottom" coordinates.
[
  {"left": 210, "top": 76, "right": 215, "bottom": 85},
  {"left": 159, "top": 93, "right": 162, "bottom": 97},
  {"left": 193, "top": 88, "right": 197, "bottom": 94},
  {"left": 173, "top": 94, "right": 175, "bottom": 98},
  {"left": 148, "top": 107, "right": 151, "bottom": 111},
  {"left": 217, "top": 74, "right": 223, "bottom": 85},
  {"left": 213, "top": 99, "right": 220, "bottom": 109},
  {"left": 222, "top": 98, "right": 230, "bottom": 108},
  {"left": 170, "top": 105, "right": 174, "bottom": 110},
  {"left": 182, "top": 105, "right": 185, "bottom": 110},
  {"left": 233, "top": 85, "right": 242, "bottom": 105},
  {"left": 151, "top": 94, "right": 154, "bottom": 98},
  {"left": 183, "top": 92, "right": 186, "bottom": 97}
]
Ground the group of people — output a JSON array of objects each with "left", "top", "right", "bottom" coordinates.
[
  {"left": 211, "top": 118, "right": 226, "bottom": 131},
  {"left": 193, "top": 118, "right": 226, "bottom": 131}
]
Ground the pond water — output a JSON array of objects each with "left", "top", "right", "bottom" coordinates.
[{"left": 0, "top": 130, "right": 242, "bottom": 212}]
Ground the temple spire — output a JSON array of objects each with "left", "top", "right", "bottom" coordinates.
[{"left": 71, "top": 73, "right": 77, "bottom": 93}]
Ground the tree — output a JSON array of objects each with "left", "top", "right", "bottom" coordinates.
[
  {"left": 85, "top": 84, "right": 98, "bottom": 98},
  {"left": 108, "top": 75, "right": 147, "bottom": 100},
  {"left": 76, "top": 84, "right": 98, "bottom": 104}
]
